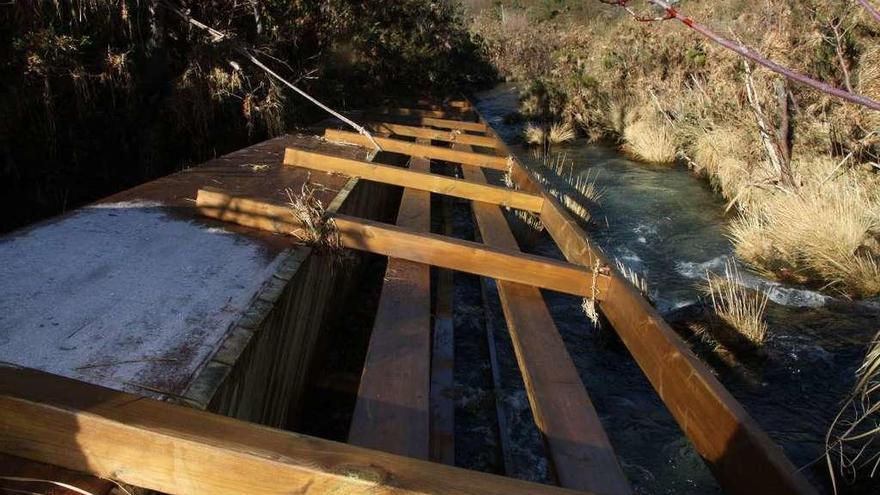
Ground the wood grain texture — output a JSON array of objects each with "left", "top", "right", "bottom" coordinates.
[
  {"left": 324, "top": 130, "right": 509, "bottom": 170},
  {"left": 461, "top": 158, "right": 630, "bottom": 495},
  {"left": 374, "top": 106, "right": 466, "bottom": 119},
  {"left": 430, "top": 195, "right": 455, "bottom": 466},
  {"left": 349, "top": 146, "right": 432, "bottom": 459},
  {"left": 468, "top": 101, "right": 819, "bottom": 495},
  {"left": 284, "top": 147, "right": 542, "bottom": 212},
  {"left": 420, "top": 116, "right": 488, "bottom": 133},
  {"left": 0, "top": 453, "right": 114, "bottom": 495},
  {"left": 0, "top": 366, "right": 586, "bottom": 495},
  {"left": 196, "top": 188, "right": 608, "bottom": 298},
  {"left": 366, "top": 122, "right": 497, "bottom": 148}
]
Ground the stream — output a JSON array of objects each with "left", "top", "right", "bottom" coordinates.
[{"left": 468, "top": 84, "right": 880, "bottom": 494}]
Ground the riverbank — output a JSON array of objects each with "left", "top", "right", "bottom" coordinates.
[
  {"left": 475, "top": 84, "right": 879, "bottom": 494},
  {"left": 467, "top": 1, "right": 880, "bottom": 298}
]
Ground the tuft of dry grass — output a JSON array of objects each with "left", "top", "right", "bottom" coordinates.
[
  {"left": 548, "top": 121, "right": 576, "bottom": 144},
  {"left": 286, "top": 182, "right": 343, "bottom": 255},
  {"left": 524, "top": 122, "right": 545, "bottom": 145},
  {"left": 826, "top": 330, "right": 880, "bottom": 493},
  {"left": 615, "top": 259, "right": 651, "bottom": 301},
  {"left": 530, "top": 151, "right": 602, "bottom": 222},
  {"left": 622, "top": 112, "right": 678, "bottom": 164},
  {"left": 729, "top": 168, "right": 880, "bottom": 296},
  {"left": 702, "top": 261, "right": 770, "bottom": 345}
]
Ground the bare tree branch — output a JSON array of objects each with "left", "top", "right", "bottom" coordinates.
[
  {"left": 158, "top": 1, "right": 383, "bottom": 152},
  {"left": 602, "top": 0, "right": 880, "bottom": 111},
  {"left": 856, "top": 0, "right": 880, "bottom": 24}
]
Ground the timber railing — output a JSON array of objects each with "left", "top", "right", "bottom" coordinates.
[{"left": 0, "top": 97, "right": 818, "bottom": 495}]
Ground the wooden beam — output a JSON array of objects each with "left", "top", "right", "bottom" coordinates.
[
  {"left": 430, "top": 195, "right": 456, "bottom": 466},
  {"left": 461, "top": 152, "right": 630, "bottom": 495},
  {"left": 0, "top": 366, "right": 584, "bottom": 495},
  {"left": 467, "top": 101, "right": 819, "bottom": 495},
  {"left": 375, "top": 106, "right": 465, "bottom": 120},
  {"left": 412, "top": 98, "right": 472, "bottom": 111},
  {"left": 361, "top": 115, "right": 489, "bottom": 134},
  {"left": 196, "top": 188, "right": 607, "bottom": 298},
  {"left": 421, "top": 117, "right": 487, "bottom": 133},
  {"left": 284, "top": 148, "right": 542, "bottom": 212},
  {"left": 365, "top": 122, "right": 498, "bottom": 149},
  {"left": 349, "top": 147, "right": 431, "bottom": 459},
  {"left": 323, "top": 130, "right": 508, "bottom": 170}
]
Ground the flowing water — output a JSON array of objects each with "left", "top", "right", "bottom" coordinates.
[{"left": 471, "top": 84, "right": 880, "bottom": 494}]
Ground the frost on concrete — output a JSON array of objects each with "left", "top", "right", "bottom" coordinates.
[{"left": 0, "top": 202, "right": 287, "bottom": 397}]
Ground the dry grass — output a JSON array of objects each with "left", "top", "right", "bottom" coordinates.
[
  {"left": 826, "top": 330, "right": 880, "bottom": 493},
  {"left": 615, "top": 259, "right": 651, "bottom": 301},
  {"left": 622, "top": 112, "right": 678, "bottom": 164},
  {"left": 690, "top": 127, "right": 764, "bottom": 205},
  {"left": 729, "top": 167, "right": 880, "bottom": 296},
  {"left": 548, "top": 121, "right": 575, "bottom": 144},
  {"left": 702, "top": 261, "right": 770, "bottom": 345},
  {"left": 530, "top": 151, "right": 602, "bottom": 222},
  {"left": 286, "top": 182, "right": 343, "bottom": 255},
  {"left": 471, "top": 0, "right": 880, "bottom": 297},
  {"left": 523, "top": 122, "right": 545, "bottom": 145}
]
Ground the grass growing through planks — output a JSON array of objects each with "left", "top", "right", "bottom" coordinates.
[
  {"left": 826, "top": 331, "right": 880, "bottom": 493},
  {"left": 286, "top": 182, "right": 343, "bottom": 256},
  {"left": 702, "top": 261, "right": 770, "bottom": 345}
]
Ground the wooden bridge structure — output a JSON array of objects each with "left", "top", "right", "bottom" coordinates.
[{"left": 0, "top": 99, "right": 819, "bottom": 495}]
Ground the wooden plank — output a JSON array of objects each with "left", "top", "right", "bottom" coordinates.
[
  {"left": 375, "top": 106, "right": 466, "bottom": 119},
  {"left": 196, "top": 188, "right": 607, "bottom": 298},
  {"left": 468, "top": 101, "right": 818, "bottom": 495},
  {"left": 0, "top": 366, "right": 585, "bottom": 495},
  {"left": 461, "top": 156, "right": 630, "bottom": 495},
  {"left": 365, "top": 122, "right": 498, "bottom": 149},
  {"left": 359, "top": 115, "right": 489, "bottom": 135},
  {"left": 411, "top": 99, "right": 472, "bottom": 112},
  {"left": 0, "top": 453, "right": 115, "bottom": 495},
  {"left": 477, "top": 278, "right": 514, "bottom": 476},
  {"left": 324, "top": 130, "right": 508, "bottom": 170},
  {"left": 421, "top": 117, "right": 488, "bottom": 133},
  {"left": 348, "top": 146, "right": 432, "bottom": 459},
  {"left": 284, "top": 147, "right": 541, "bottom": 212},
  {"left": 430, "top": 195, "right": 456, "bottom": 466}
]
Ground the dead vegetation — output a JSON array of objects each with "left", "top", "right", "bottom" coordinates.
[
  {"left": 826, "top": 331, "right": 880, "bottom": 492},
  {"left": 471, "top": 0, "right": 880, "bottom": 297},
  {"left": 702, "top": 261, "right": 771, "bottom": 345},
  {"left": 286, "top": 183, "right": 344, "bottom": 257}
]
